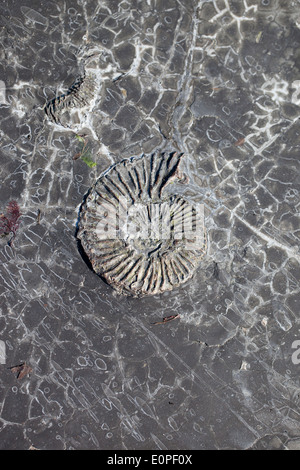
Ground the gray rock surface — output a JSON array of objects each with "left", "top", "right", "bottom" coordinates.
[{"left": 0, "top": 0, "right": 299, "bottom": 450}]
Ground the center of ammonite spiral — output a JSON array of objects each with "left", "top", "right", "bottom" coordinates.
[
  {"left": 124, "top": 202, "right": 170, "bottom": 255},
  {"left": 119, "top": 197, "right": 196, "bottom": 257},
  {"left": 77, "top": 152, "right": 206, "bottom": 297}
]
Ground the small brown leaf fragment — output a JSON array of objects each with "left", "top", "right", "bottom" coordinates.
[
  {"left": 120, "top": 88, "right": 127, "bottom": 98},
  {"left": 18, "top": 364, "right": 32, "bottom": 380},
  {"left": 9, "top": 362, "right": 32, "bottom": 380},
  {"left": 234, "top": 138, "right": 245, "bottom": 146},
  {"left": 36, "top": 209, "right": 41, "bottom": 224},
  {"left": 9, "top": 364, "right": 22, "bottom": 374},
  {"left": 151, "top": 314, "right": 180, "bottom": 325},
  {"left": 73, "top": 152, "right": 82, "bottom": 160}
]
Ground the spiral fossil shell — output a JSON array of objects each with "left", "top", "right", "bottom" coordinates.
[
  {"left": 44, "top": 48, "right": 102, "bottom": 128},
  {"left": 77, "top": 151, "right": 206, "bottom": 297},
  {"left": 44, "top": 73, "right": 97, "bottom": 127}
]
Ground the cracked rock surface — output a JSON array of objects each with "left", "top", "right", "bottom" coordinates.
[{"left": 0, "top": 0, "right": 300, "bottom": 450}]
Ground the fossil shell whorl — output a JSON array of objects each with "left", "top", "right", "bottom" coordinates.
[
  {"left": 44, "top": 48, "right": 102, "bottom": 128},
  {"left": 44, "top": 73, "right": 97, "bottom": 127},
  {"left": 77, "top": 151, "right": 206, "bottom": 298}
]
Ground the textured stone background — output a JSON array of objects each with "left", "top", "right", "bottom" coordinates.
[{"left": 0, "top": 0, "right": 300, "bottom": 450}]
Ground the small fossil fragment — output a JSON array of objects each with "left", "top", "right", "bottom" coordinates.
[
  {"left": 44, "top": 73, "right": 97, "bottom": 127},
  {"left": 77, "top": 151, "right": 206, "bottom": 297},
  {"left": 44, "top": 46, "right": 102, "bottom": 128}
]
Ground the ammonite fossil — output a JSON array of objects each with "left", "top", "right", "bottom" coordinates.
[
  {"left": 44, "top": 72, "right": 97, "bottom": 127},
  {"left": 77, "top": 151, "right": 206, "bottom": 297},
  {"left": 44, "top": 48, "right": 101, "bottom": 128}
]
